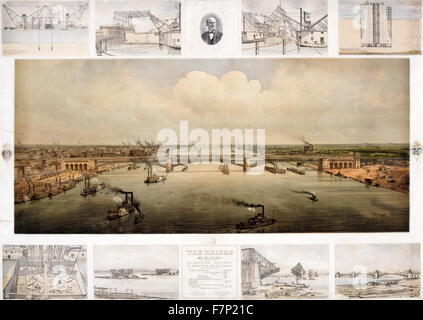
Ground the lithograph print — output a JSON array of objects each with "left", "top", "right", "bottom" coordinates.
[{"left": 14, "top": 58, "right": 410, "bottom": 234}]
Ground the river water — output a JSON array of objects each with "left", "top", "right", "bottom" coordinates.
[
  {"left": 335, "top": 274, "right": 404, "bottom": 286},
  {"left": 15, "top": 162, "right": 409, "bottom": 233},
  {"left": 94, "top": 272, "right": 178, "bottom": 299}
]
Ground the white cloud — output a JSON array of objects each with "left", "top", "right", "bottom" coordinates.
[{"left": 15, "top": 59, "right": 409, "bottom": 145}]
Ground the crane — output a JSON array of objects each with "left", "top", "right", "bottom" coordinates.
[
  {"left": 112, "top": 10, "right": 175, "bottom": 33},
  {"left": 2, "top": 3, "right": 87, "bottom": 30}
]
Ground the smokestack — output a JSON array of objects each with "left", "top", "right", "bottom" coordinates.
[{"left": 232, "top": 200, "right": 264, "bottom": 215}]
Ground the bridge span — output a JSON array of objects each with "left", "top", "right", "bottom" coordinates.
[
  {"left": 335, "top": 270, "right": 420, "bottom": 279},
  {"left": 43, "top": 153, "right": 406, "bottom": 174},
  {"left": 242, "top": 248, "right": 280, "bottom": 289}
]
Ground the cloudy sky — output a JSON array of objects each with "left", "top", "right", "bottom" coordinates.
[
  {"left": 15, "top": 58, "right": 409, "bottom": 145},
  {"left": 336, "top": 243, "right": 420, "bottom": 272},
  {"left": 245, "top": 245, "right": 329, "bottom": 274},
  {"left": 94, "top": 245, "right": 178, "bottom": 270},
  {"left": 339, "top": 0, "right": 421, "bottom": 19}
]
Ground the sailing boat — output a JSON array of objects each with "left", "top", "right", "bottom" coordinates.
[{"left": 144, "top": 162, "right": 167, "bottom": 184}]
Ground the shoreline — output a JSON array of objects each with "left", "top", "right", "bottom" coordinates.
[
  {"left": 14, "top": 162, "right": 132, "bottom": 204},
  {"left": 323, "top": 165, "right": 409, "bottom": 194}
]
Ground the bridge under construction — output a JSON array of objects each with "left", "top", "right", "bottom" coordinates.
[
  {"left": 3, "top": 3, "right": 88, "bottom": 30},
  {"left": 96, "top": 4, "right": 181, "bottom": 56},
  {"left": 242, "top": 4, "right": 327, "bottom": 55},
  {"left": 2, "top": 2, "right": 88, "bottom": 53},
  {"left": 241, "top": 248, "right": 280, "bottom": 289}
]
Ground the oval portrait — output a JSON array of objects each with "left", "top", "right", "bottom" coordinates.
[{"left": 200, "top": 14, "right": 223, "bottom": 45}]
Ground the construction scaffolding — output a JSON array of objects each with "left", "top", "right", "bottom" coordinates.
[
  {"left": 3, "top": 3, "right": 88, "bottom": 30},
  {"left": 96, "top": 4, "right": 181, "bottom": 56},
  {"left": 112, "top": 10, "right": 180, "bottom": 33},
  {"left": 242, "top": 5, "right": 328, "bottom": 55}
]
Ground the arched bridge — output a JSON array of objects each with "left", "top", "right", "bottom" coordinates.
[{"left": 335, "top": 270, "right": 420, "bottom": 279}]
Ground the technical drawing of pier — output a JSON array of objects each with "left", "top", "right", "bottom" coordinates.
[
  {"left": 335, "top": 244, "right": 421, "bottom": 298},
  {"left": 1, "top": 1, "right": 89, "bottom": 56},
  {"left": 95, "top": 0, "right": 181, "bottom": 56},
  {"left": 339, "top": 0, "right": 421, "bottom": 54},
  {"left": 360, "top": 1, "right": 392, "bottom": 48},
  {"left": 241, "top": 246, "right": 329, "bottom": 299},
  {"left": 2, "top": 245, "right": 87, "bottom": 300},
  {"left": 242, "top": 0, "right": 327, "bottom": 56}
]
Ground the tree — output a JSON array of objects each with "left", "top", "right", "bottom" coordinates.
[{"left": 291, "top": 262, "right": 305, "bottom": 284}]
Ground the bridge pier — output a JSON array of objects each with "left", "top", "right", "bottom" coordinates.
[
  {"left": 241, "top": 248, "right": 280, "bottom": 289},
  {"left": 241, "top": 260, "right": 261, "bottom": 288}
]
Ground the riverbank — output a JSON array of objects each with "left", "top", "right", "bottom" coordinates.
[
  {"left": 14, "top": 162, "right": 131, "bottom": 204},
  {"left": 325, "top": 165, "right": 409, "bottom": 194},
  {"left": 244, "top": 282, "right": 327, "bottom": 299},
  {"left": 336, "top": 278, "right": 420, "bottom": 299}
]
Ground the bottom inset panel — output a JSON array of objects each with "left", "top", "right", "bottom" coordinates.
[
  {"left": 241, "top": 245, "right": 329, "bottom": 299},
  {"left": 181, "top": 246, "right": 238, "bottom": 299},
  {"left": 2, "top": 245, "right": 87, "bottom": 300},
  {"left": 335, "top": 243, "right": 421, "bottom": 299},
  {"left": 94, "top": 245, "right": 179, "bottom": 300}
]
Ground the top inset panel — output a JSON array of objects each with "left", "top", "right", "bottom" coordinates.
[
  {"left": 183, "top": 0, "right": 239, "bottom": 56},
  {"left": 339, "top": 0, "right": 422, "bottom": 55},
  {"left": 2, "top": 1, "right": 89, "bottom": 57},
  {"left": 95, "top": 0, "right": 181, "bottom": 56},
  {"left": 242, "top": 0, "right": 328, "bottom": 56}
]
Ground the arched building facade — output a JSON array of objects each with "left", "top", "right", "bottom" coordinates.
[
  {"left": 61, "top": 159, "right": 97, "bottom": 173},
  {"left": 318, "top": 154, "right": 361, "bottom": 171}
]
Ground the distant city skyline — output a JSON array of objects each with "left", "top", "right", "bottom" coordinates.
[
  {"left": 15, "top": 59, "right": 409, "bottom": 145},
  {"left": 94, "top": 245, "right": 178, "bottom": 270}
]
